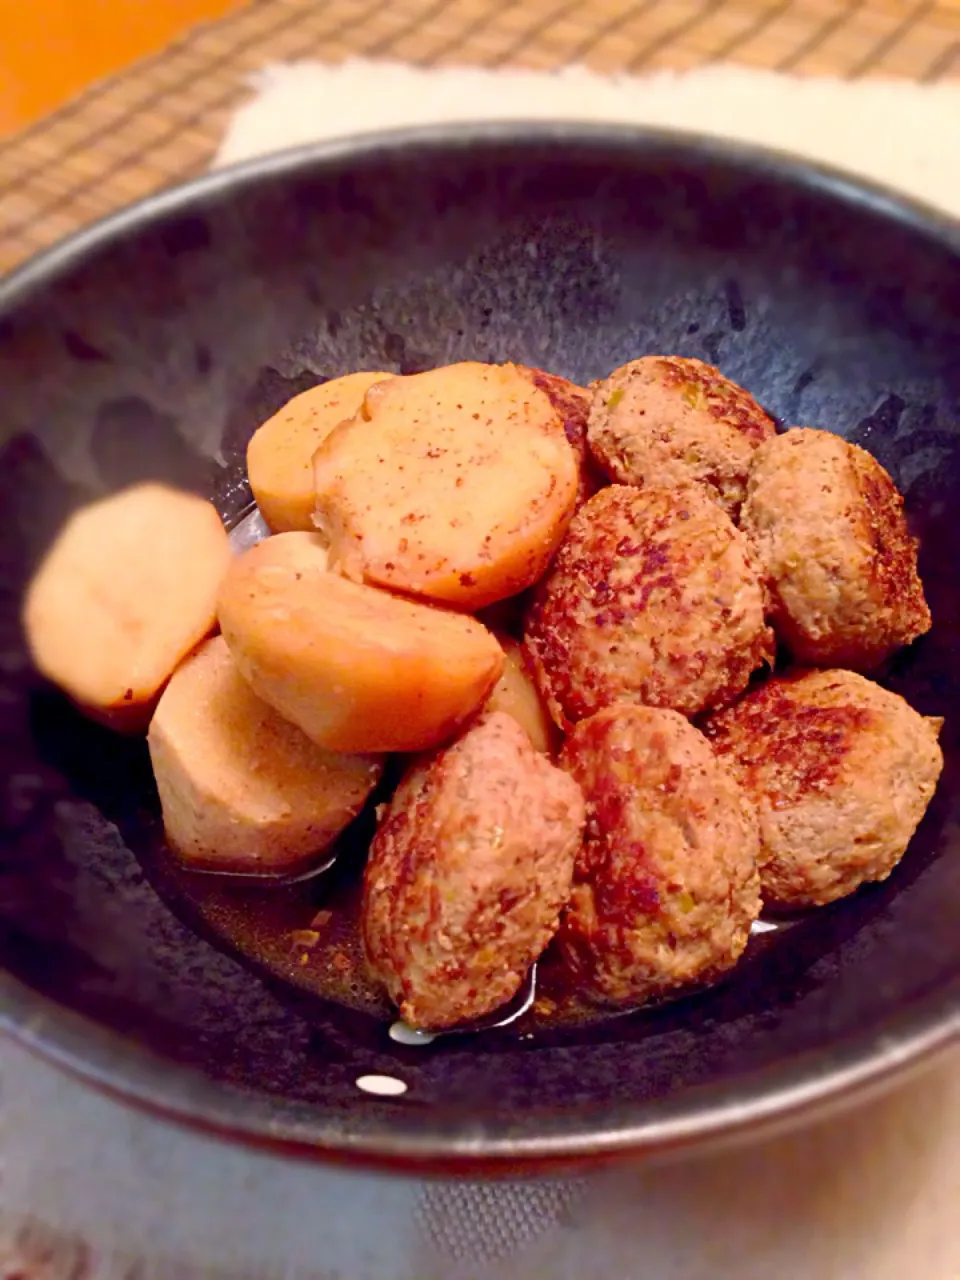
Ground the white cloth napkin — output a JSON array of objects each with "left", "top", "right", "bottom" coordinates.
[
  {"left": 4, "top": 1038, "right": 960, "bottom": 1278},
  {"left": 4, "top": 60, "right": 960, "bottom": 1279},
  {"left": 215, "top": 61, "right": 960, "bottom": 219}
]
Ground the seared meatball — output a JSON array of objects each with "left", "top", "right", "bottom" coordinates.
[
  {"left": 587, "top": 356, "right": 776, "bottom": 518},
  {"left": 703, "top": 669, "right": 943, "bottom": 908},
  {"left": 740, "top": 428, "right": 931, "bottom": 670},
  {"left": 558, "top": 703, "right": 761, "bottom": 1007},
  {"left": 525, "top": 484, "right": 774, "bottom": 726},
  {"left": 518, "top": 365, "right": 602, "bottom": 508},
  {"left": 362, "top": 711, "right": 585, "bottom": 1030}
]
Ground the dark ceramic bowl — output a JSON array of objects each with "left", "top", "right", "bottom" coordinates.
[{"left": 2, "top": 123, "right": 960, "bottom": 1174}]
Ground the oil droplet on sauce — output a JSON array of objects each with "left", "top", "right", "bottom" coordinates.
[
  {"left": 228, "top": 504, "right": 270, "bottom": 552},
  {"left": 356, "top": 1074, "right": 408, "bottom": 1096},
  {"left": 750, "top": 918, "right": 780, "bottom": 935},
  {"left": 389, "top": 1021, "right": 436, "bottom": 1047}
]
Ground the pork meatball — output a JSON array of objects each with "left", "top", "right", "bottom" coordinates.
[
  {"left": 518, "top": 366, "right": 602, "bottom": 507},
  {"left": 525, "top": 484, "right": 774, "bottom": 726},
  {"left": 362, "top": 711, "right": 585, "bottom": 1030},
  {"left": 557, "top": 703, "right": 761, "bottom": 1008},
  {"left": 703, "top": 668, "right": 943, "bottom": 908},
  {"left": 740, "top": 427, "right": 931, "bottom": 670},
  {"left": 587, "top": 356, "right": 776, "bottom": 518}
]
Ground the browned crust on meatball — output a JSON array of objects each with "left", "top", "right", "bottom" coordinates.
[
  {"left": 525, "top": 484, "right": 774, "bottom": 726},
  {"left": 703, "top": 669, "right": 944, "bottom": 908},
  {"left": 557, "top": 703, "right": 761, "bottom": 1007},
  {"left": 361, "top": 711, "right": 585, "bottom": 1029},
  {"left": 740, "top": 428, "right": 931, "bottom": 670},
  {"left": 517, "top": 365, "right": 603, "bottom": 507},
  {"left": 587, "top": 356, "right": 776, "bottom": 517}
]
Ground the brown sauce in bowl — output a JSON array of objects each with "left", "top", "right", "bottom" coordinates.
[{"left": 147, "top": 820, "right": 788, "bottom": 1040}]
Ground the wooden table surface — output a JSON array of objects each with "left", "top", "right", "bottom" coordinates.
[
  {"left": 0, "top": 1, "right": 956, "bottom": 277},
  {"left": 0, "top": 0, "right": 958, "bottom": 274}
]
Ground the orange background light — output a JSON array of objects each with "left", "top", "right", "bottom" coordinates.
[{"left": 0, "top": 0, "right": 242, "bottom": 134}]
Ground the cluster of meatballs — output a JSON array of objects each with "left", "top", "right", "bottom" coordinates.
[
  {"left": 364, "top": 356, "right": 942, "bottom": 1030},
  {"left": 24, "top": 351, "right": 943, "bottom": 1037}
]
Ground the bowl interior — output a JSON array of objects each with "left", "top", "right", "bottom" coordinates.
[{"left": 2, "top": 128, "right": 960, "bottom": 1165}]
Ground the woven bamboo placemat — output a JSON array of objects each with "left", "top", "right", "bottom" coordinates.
[{"left": 0, "top": 0, "right": 958, "bottom": 274}]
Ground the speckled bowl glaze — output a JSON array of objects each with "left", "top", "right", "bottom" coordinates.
[{"left": 1, "top": 124, "right": 959, "bottom": 1174}]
